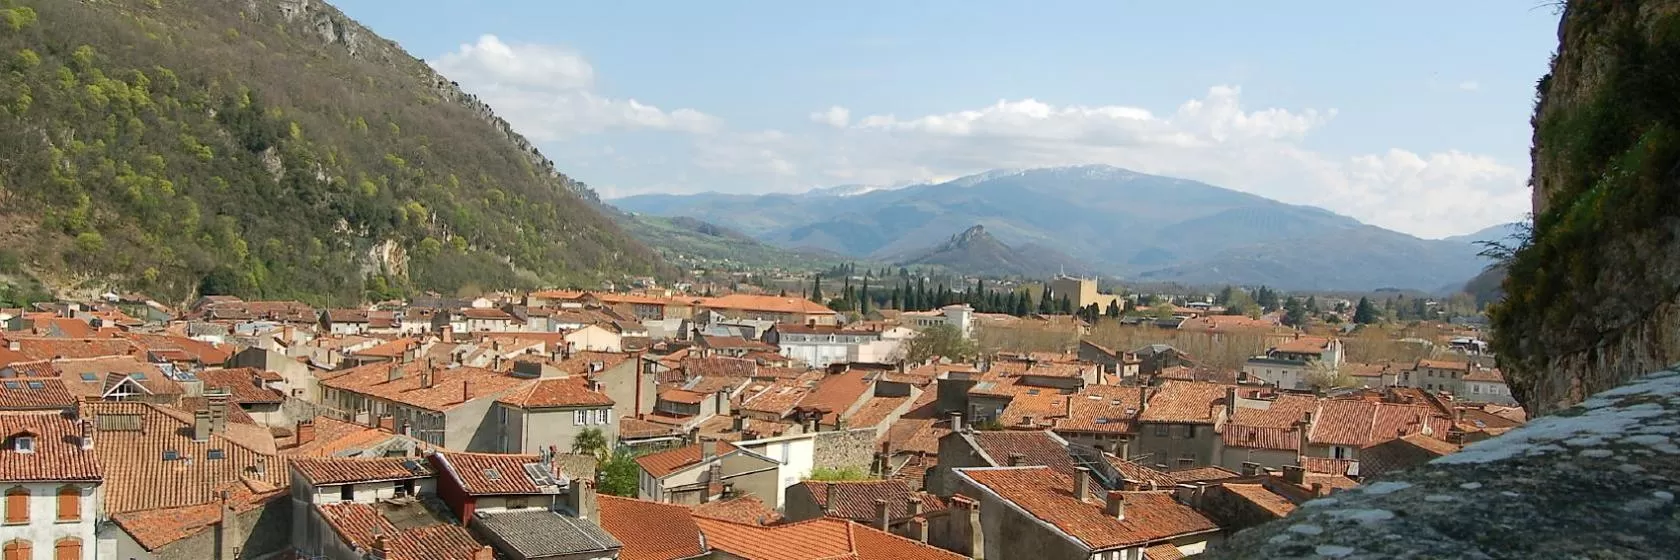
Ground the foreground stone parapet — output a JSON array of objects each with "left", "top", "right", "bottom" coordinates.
[{"left": 1209, "top": 368, "right": 1680, "bottom": 559}]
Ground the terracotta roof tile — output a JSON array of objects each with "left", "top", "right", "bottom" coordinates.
[
  {"left": 846, "top": 395, "right": 911, "bottom": 430},
  {"left": 1166, "top": 466, "right": 1240, "bottom": 483},
  {"left": 1058, "top": 385, "right": 1144, "bottom": 434},
  {"left": 316, "top": 501, "right": 486, "bottom": 560},
  {"left": 112, "top": 484, "right": 287, "bottom": 551},
  {"left": 278, "top": 416, "right": 401, "bottom": 457},
  {"left": 1358, "top": 433, "right": 1460, "bottom": 478},
  {"left": 1270, "top": 336, "right": 1334, "bottom": 355},
  {"left": 198, "top": 367, "right": 286, "bottom": 405},
  {"left": 0, "top": 377, "right": 78, "bottom": 410},
  {"left": 1308, "top": 401, "right": 1452, "bottom": 448},
  {"left": 1219, "top": 483, "right": 1297, "bottom": 518},
  {"left": 598, "top": 495, "right": 708, "bottom": 560},
  {"left": 702, "top": 294, "right": 834, "bottom": 316},
  {"left": 797, "top": 479, "right": 945, "bottom": 522},
  {"left": 958, "top": 467, "right": 1219, "bottom": 550},
  {"left": 1145, "top": 542, "right": 1188, "bottom": 560},
  {"left": 740, "top": 381, "right": 811, "bottom": 417},
  {"left": 793, "top": 369, "right": 873, "bottom": 425},
  {"left": 0, "top": 411, "right": 102, "bottom": 481},
  {"left": 84, "top": 401, "right": 288, "bottom": 515},
  {"left": 0, "top": 337, "right": 137, "bottom": 365},
  {"left": 968, "top": 431, "right": 1077, "bottom": 478},
  {"left": 1102, "top": 458, "right": 1178, "bottom": 489},
  {"left": 690, "top": 495, "right": 782, "bottom": 525},
  {"left": 618, "top": 416, "right": 680, "bottom": 440},
  {"left": 1415, "top": 358, "right": 1470, "bottom": 371},
  {"left": 635, "top": 441, "right": 736, "bottom": 478},
  {"left": 291, "top": 456, "right": 434, "bottom": 485},
  {"left": 684, "top": 356, "right": 759, "bottom": 378},
  {"left": 121, "top": 332, "right": 232, "bottom": 364},
  {"left": 432, "top": 451, "right": 567, "bottom": 495},
  {"left": 320, "top": 361, "right": 527, "bottom": 412},
  {"left": 660, "top": 388, "right": 709, "bottom": 405},
  {"left": 498, "top": 377, "right": 614, "bottom": 409},
  {"left": 1138, "top": 381, "right": 1231, "bottom": 425},
  {"left": 696, "top": 516, "right": 966, "bottom": 560}
]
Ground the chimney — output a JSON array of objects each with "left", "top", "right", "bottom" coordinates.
[
  {"left": 441, "top": 325, "right": 453, "bottom": 344},
  {"left": 1104, "top": 491, "right": 1127, "bottom": 520},
  {"left": 873, "top": 498, "right": 891, "bottom": 531},
  {"left": 1019, "top": 415, "right": 1034, "bottom": 427},
  {"left": 387, "top": 364, "right": 403, "bottom": 383},
  {"left": 217, "top": 490, "right": 240, "bottom": 560},
  {"left": 5, "top": 339, "right": 17, "bottom": 351},
  {"left": 372, "top": 532, "right": 389, "bottom": 556},
  {"left": 731, "top": 415, "right": 746, "bottom": 432},
  {"left": 957, "top": 495, "right": 985, "bottom": 560},
  {"left": 208, "top": 393, "right": 228, "bottom": 434},
  {"left": 193, "top": 410, "right": 212, "bottom": 442},
  {"left": 1311, "top": 482, "right": 1327, "bottom": 497},
  {"left": 701, "top": 439, "right": 717, "bottom": 461},
  {"left": 1226, "top": 386, "right": 1238, "bottom": 412},
  {"left": 1008, "top": 453, "right": 1026, "bottom": 467},
  {"left": 1283, "top": 465, "right": 1306, "bottom": 485},
  {"left": 1074, "top": 466, "right": 1092, "bottom": 503},
  {"left": 462, "top": 378, "right": 470, "bottom": 403},
  {"left": 1138, "top": 384, "right": 1149, "bottom": 412},
  {"left": 473, "top": 546, "right": 494, "bottom": 560},
  {"left": 378, "top": 415, "right": 395, "bottom": 432},
  {"left": 948, "top": 411, "right": 964, "bottom": 432},
  {"left": 703, "top": 462, "right": 723, "bottom": 503},
  {"left": 906, "top": 493, "right": 924, "bottom": 518},
  {"left": 1120, "top": 478, "right": 1140, "bottom": 491},
  {"left": 1241, "top": 462, "right": 1260, "bottom": 477},
  {"left": 296, "top": 420, "right": 316, "bottom": 446},
  {"left": 568, "top": 478, "right": 600, "bottom": 521},
  {"left": 79, "top": 419, "right": 94, "bottom": 450}
]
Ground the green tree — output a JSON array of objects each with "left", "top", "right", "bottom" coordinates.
[
  {"left": 1353, "top": 296, "right": 1380, "bottom": 324},
  {"left": 1305, "top": 359, "right": 1353, "bottom": 390},
  {"left": 1012, "top": 291, "right": 1030, "bottom": 316},
  {"left": 572, "top": 427, "right": 609, "bottom": 459},
  {"left": 1058, "top": 294, "right": 1074, "bottom": 315},
  {"left": 596, "top": 450, "right": 642, "bottom": 497},
  {"left": 1283, "top": 296, "right": 1309, "bottom": 327},
  {"left": 902, "top": 324, "right": 977, "bottom": 363},
  {"left": 1106, "top": 299, "right": 1122, "bottom": 318},
  {"left": 859, "top": 277, "right": 871, "bottom": 314},
  {"left": 1306, "top": 295, "right": 1320, "bottom": 313},
  {"left": 806, "top": 466, "right": 871, "bottom": 481},
  {"left": 810, "top": 274, "right": 824, "bottom": 303},
  {"left": 1037, "top": 286, "right": 1054, "bottom": 314}
]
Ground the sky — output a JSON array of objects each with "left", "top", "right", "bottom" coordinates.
[{"left": 333, "top": 0, "right": 1563, "bottom": 239}]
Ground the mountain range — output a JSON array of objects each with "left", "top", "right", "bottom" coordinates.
[
  {"left": 894, "top": 225, "right": 1091, "bottom": 277},
  {"left": 614, "top": 165, "right": 1509, "bottom": 291}
]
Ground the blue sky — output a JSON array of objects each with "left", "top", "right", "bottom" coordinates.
[{"left": 333, "top": 0, "right": 1561, "bottom": 238}]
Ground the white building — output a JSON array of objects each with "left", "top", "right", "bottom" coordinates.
[
  {"left": 1242, "top": 335, "right": 1345, "bottom": 389},
  {"left": 899, "top": 304, "right": 975, "bottom": 339},
  {"left": 766, "top": 324, "right": 905, "bottom": 368},
  {"left": 0, "top": 413, "right": 102, "bottom": 560}
]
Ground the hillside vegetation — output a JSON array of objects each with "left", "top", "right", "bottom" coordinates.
[{"left": 0, "top": 0, "right": 665, "bottom": 305}]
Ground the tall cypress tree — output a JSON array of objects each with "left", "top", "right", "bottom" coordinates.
[
  {"left": 1059, "top": 295, "right": 1074, "bottom": 315},
  {"left": 860, "top": 278, "right": 871, "bottom": 314},
  {"left": 1038, "top": 286, "right": 1054, "bottom": 314},
  {"left": 811, "top": 274, "right": 824, "bottom": 303},
  {"left": 1014, "top": 292, "right": 1030, "bottom": 316},
  {"left": 915, "top": 277, "right": 927, "bottom": 311},
  {"left": 889, "top": 286, "right": 901, "bottom": 310}
]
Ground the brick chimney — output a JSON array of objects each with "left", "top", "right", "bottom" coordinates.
[
  {"left": 873, "top": 498, "right": 890, "bottom": 531},
  {"left": 1283, "top": 465, "right": 1306, "bottom": 485},
  {"left": 1008, "top": 453, "right": 1026, "bottom": 466},
  {"left": 1104, "top": 491, "right": 1127, "bottom": 520},
  {"left": 207, "top": 393, "right": 228, "bottom": 434},
  {"left": 1120, "top": 478, "right": 1140, "bottom": 491},
  {"left": 1074, "top": 466, "right": 1092, "bottom": 503},
  {"left": 441, "top": 325, "right": 453, "bottom": 344},
  {"left": 906, "top": 493, "right": 924, "bottom": 518},
  {"left": 296, "top": 420, "right": 316, "bottom": 446}
]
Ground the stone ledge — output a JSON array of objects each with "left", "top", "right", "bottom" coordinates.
[{"left": 1207, "top": 368, "right": 1680, "bottom": 559}]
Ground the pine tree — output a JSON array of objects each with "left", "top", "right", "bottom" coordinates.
[
  {"left": 890, "top": 286, "right": 901, "bottom": 310},
  {"left": 1013, "top": 292, "right": 1031, "bottom": 316},
  {"left": 811, "top": 274, "right": 824, "bottom": 303},
  {"left": 1306, "top": 295, "right": 1320, "bottom": 313},
  {"left": 915, "top": 277, "right": 927, "bottom": 311},
  {"left": 1353, "top": 296, "right": 1380, "bottom": 324},
  {"left": 1038, "top": 286, "right": 1054, "bottom": 314},
  {"left": 1106, "top": 300, "right": 1121, "bottom": 318},
  {"left": 1059, "top": 295, "right": 1074, "bottom": 315}
]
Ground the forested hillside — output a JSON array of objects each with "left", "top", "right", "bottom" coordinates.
[{"left": 0, "top": 0, "right": 666, "bottom": 306}]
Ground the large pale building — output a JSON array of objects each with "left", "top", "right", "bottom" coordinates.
[{"left": 1048, "top": 276, "right": 1121, "bottom": 312}]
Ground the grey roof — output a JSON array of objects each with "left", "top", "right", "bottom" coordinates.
[
  {"left": 474, "top": 510, "right": 622, "bottom": 557},
  {"left": 1136, "top": 343, "right": 1179, "bottom": 356}
]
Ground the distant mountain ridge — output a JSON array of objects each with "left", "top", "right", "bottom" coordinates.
[
  {"left": 894, "top": 225, "right": 1089, "bottom": 277},
  {"left": 612, "top": 165, "right": 1498, "bottom": 290}
]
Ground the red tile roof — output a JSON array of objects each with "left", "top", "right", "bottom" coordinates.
[
  {"left": 319, "top": 361, "right": 527, "bottom": 412},
  {"left": 797, "top": 479, "right": 945, "bottom": 522},
  {"left": 291, "top": 456, "right": 434, "bottom": 485},
  {"left": 695, "top": 516, "right": 965, "bottom": 560},
  {"left": 198, "top": 367, "right": 286, "bottom": 405},
  {"left": 598, "top": 495, "right": 708, "bottom": 560},
  {"left": 1145, "top": 542, "right": 1188, "bottom": 560},
  {"left": 1219, "top": 483, "right": 1297, "bottom": 518},
  {"left": 0, "top": 412, "right": 102, "bottom": 481},
  {"left": 1058, "top": 385, "right": 1144, "bottom": 434},
  {"left": 497, "top": 377, "right": 615, "bottom": 409},
  {"left": 1271, "top": 336, "right": 1333, "bottom": 355},
  {"left": 1415, "top": 358, "right": 1470, "bottom": 371},
  {"left": 618, "top": 416, "right": 680, "bottom": 440},
  {"left": 684, "top": 356, "right": 759, "bottom": 378},
  {"left": 1102, "top": 458, "right": 1178, "bottom": 489},
  {"left": 690, "top": 495, "right": 782, "bottom": 525},
  {"left": 278, "top": 416, "right": 401, "bottom": 457},
  {"left": 635, "top": 441, "right": 737, "bottom": 478},
  {"left": 959, "top": 467, "right": 1219, "bottom": 551},
  {"left": 793, "top": 369, "right": 873, "bottom": 425},
  {"left": 740, "top": 381, "right": 811, "bottom": 417},
  {"left": 121, "top": 332, "right": 232, "bottom": 364},
  {"left": 316, "top": 502, "right": 487, "bottom": 560},
  {"left": 968, "top": 431, "right": 1078, "bottom": 478},
  {"left": 703, "top": 294, "right": 834, "bottom": 315},
  {"left": 1138, "top": 381, "right": 1231, "bottom": 425},
  {"left": 432, "top": 451, "right": 565, "bottom": 495},
  {"left": 83, "top": 401, "right": 288, "bottom": 515},
  {"left": 1221, "top": 393, "right": 1318, "bottom": 450},
  {"left": 1308, "top": 401, "right": 1452, "bottom": 448},
  {"left": 1166, "top": 466, "right": 1240, "bottom": 483},
  {"left": 0, "top": 377, "right": 78, "bottom": 410},
  {"left": 0, "top": 337, "right": 137, "bottom": 365},
  {"left": 112, "top": 484, "right": 287, "bottom": 551}
]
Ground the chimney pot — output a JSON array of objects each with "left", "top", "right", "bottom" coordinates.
[
  {"left": 1241, "top": 461, "right": 1260, "bottom": 477},
  {"left": 1104, "top": 490, "right": 1127, "bottom": 519},
  {"left": 1283, "top": 465, "right": 1306, "bottom": 485},
  {"left": 873, "top": 498, "right": 892, "bottom": 531}
]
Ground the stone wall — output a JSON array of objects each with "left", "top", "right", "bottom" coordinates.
[
  {"left": 810, "top": 428, "right": 875, "bottom": 472},
  {"left": 155, "top": 498, "right": 292, "bottom": 560},
  {"left": 1207, "top": 367, "right": 1680, "bottom": 558}
]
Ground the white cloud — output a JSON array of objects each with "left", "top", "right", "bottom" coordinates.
[
  {"left": 809, "top": 106, "right": 850, "bottom": 128},
  {"left": 1458, "top": 80, "right": 1481, "bottom": 91},
  {"left": 686, "top": 86, "right": 1522, "bottom": 238},
  {"left": 430, "top": 35, "right": 720, "bottom": 138}
]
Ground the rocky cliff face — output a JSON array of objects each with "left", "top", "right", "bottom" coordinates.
[
  {"left": 1496, "top": 0, "right": 1680, "bottom": 415},
  {"left": 262, "top": 0, "right": 599, "bottom": 203}
]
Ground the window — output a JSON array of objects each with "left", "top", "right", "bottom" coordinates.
[
  {"left": 1185, "top": 425, "right": 1198, "bottom": 439},
  {"left": 340, "top": 484, "right": 354, "bottom": 501},
  {"left": 1332, "top": 446, "right": 1350, "bottom": 460},
  {"left": 4, "top": 487, "right": 27, "bottom": 524},
  {"left": 1154, "top": 425, "right": 1168, "bottom": 437},
  {"left": 13, "top": 437, "right": 32, "bottom": 453},
  {"left": 3, "top": 540, "right": 30, "bottom": 560},
  {"left": 54, "top": 538, "right": 80, "bottom": 560},
  {"left": 56, "top": 486, "right": 79, "bottom": 522},
  {"left": 574, "top": 410, "right": 587, "bottom": 426},
  {"left": 395, "top": 479, "right": 414, "bottom": 497}
]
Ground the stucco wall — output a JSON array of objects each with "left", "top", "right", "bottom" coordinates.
[
  {"left": 1134, "top": 422, "right": 1220, "bottom": 468},
  {"left": 0, "top": 482, "right": 99, "bottom": 560}
]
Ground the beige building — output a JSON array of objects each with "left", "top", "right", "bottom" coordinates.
[{"left": 1049, "top": 276, "right": 1121, "bottom": 312}]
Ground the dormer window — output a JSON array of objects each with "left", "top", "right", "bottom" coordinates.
[{"left": 13, "top": 436, "right": 33, "bottom": 453}]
